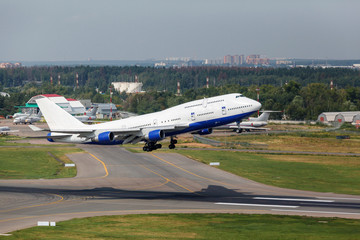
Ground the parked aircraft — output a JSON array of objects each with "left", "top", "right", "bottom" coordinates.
[
  {"left": 219, "top": 111, "right": 279, "bottom": 133},
  {"left": 75, "top": 106, "right": 98, "bottom": 122},
  {"left": 31, "top": 93, "right": 261, "bottom": 151},
  {"left": 0, "top": 126, "right": 19, "bottom": 134},
  {"left": 13, "top": 111, "right": 42, "bottom": 125}
]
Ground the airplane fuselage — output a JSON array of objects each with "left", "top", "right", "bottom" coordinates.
[
  {"left": 36, "top": 93, "right": 261, "bottom": 150},
  {"left": 79, "top": 93, "right": 260, "bottom": 137}
]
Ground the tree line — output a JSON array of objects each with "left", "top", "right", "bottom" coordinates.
[{"left": 1, "top": 66, "right": 360, "bottom": 120}]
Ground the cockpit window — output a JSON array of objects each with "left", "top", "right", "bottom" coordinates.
[{"left": 236, "top": 94, "right": 244, "bottom": 98}]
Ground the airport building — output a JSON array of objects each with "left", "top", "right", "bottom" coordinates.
[
  {"left": 95, "top": 103, "right": 117, "bottom": 119},
  {"left": 24, "top": 94, "right": 86, "bottom": 115},
  {"left": 318, "top": 111, "right": 360, "bottom": 126}
]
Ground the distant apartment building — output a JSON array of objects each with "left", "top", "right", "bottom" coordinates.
[
  {"left": 276, "top": 60, "right": 293, "bottom": 65},
  {"left": 0, "top": 62, "right": 21, "bottom": 68},
  {"left": 246, "top": 55, "right": 269, "bottom": 65},
  {"left": 223, "top": 55, "right": 244, "bottom": 65},
  {"left": 204, "top": 59, "right": 222, "bottom": 65}
]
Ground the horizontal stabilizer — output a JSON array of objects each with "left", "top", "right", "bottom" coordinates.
[{"left": 28, "top": 125, "right": 46, "bottom": 132}]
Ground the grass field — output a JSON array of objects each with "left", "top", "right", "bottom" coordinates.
[
  {"left": 2, "top": 214, "right": 360, "bottom": 240},
  {"left": 0, "top": 147, "right": 82, "bottom": 179},
  {"left": 177, "top": 150, "right": 360, "bottom": 195},
  {"left": 208, "top": 131, "right": 360, "bottom": 153}
]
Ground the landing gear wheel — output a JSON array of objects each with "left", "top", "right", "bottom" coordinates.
[
  {"left": 143, "top": 142, "right": 162, "bottom": 151},
  {"left": 169, "top": 137, "right": 177, "bottom": 149}
]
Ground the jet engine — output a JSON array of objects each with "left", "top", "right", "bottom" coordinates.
[
  {"left": 196, "top": 128, "right": 213, "bottom": 135},
  {"left": 92, "top": 131, "right": 115, "bottom": 144},
  {"left": 144, "top": 129, "right": 165, "bottom": 142}
]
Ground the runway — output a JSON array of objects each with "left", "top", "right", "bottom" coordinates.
[{"left": 1, "top": 144, "right": 360, "bottom": 234}]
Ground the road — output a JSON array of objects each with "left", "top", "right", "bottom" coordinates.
[{"left": 1, "top": 144, "right": 360, "bottom": 234}]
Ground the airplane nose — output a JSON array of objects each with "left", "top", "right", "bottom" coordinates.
[{"left": 255, "top": 100, "right": 262, "bottom": 110}]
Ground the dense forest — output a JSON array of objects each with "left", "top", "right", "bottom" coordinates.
[{"left": 1, "top": 66, "right": 360, "bottom": 120}]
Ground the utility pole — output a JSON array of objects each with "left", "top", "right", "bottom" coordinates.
[
  {"left": 109, "top": 86, "right": 113, "bottom": 121},
  {"left": 256, "top": 88, "right": 260, "bottom": 117},
  {"left": 76, "top": 73, "right": 79, "bottom": 89}
]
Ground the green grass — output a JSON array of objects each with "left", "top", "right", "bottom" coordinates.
[
  {"left": 0, "top": 147, "right": 82, "bottom": 179},
  {"left": 177, "top": 150, "right": 360, "bottom": 195},
  {"left": 3, "top": 214, "right": 360, "bottom": 240}
]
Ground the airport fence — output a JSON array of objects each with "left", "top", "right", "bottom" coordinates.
[{"left": 193, "top": 135, "right": 268, "bottom": 149}]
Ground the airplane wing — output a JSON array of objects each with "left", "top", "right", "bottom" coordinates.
[{"left": 113, "top": 123, "right": 189, "bottom": 144}]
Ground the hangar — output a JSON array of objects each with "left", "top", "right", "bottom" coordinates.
[
  {"left": 24, "top": 94, "right": 86, "bottom": 115},
  {"left": 318, "top": 111, "right": 360, "bottom": 126}
]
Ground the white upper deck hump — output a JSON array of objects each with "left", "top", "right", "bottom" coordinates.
[{"left": 36, "top": 98, "right": 86, "bottom": 131}]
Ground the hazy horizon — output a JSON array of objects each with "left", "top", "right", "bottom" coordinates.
[{"left": 1, "top": 0, "right": 360, "bottom": 62}]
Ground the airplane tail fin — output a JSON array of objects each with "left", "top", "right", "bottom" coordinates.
[
  {"left": 89, "top": 106, "right": 98, "bottom": 116},
  {"left": 256, "top": 112, "right": 271, "bottom": 121},
  {"left": 36, "top": 98, "right": 86, "bottom": 131}
]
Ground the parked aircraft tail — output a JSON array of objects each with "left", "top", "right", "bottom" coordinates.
[{"left": 256, "top": 112, "right": 271, "bottom": 121}]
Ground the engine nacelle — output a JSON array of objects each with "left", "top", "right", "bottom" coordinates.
[
  {"left": 144, "top": 129, "right": 165, "bottom": 142},
  {"left": 196, "top": 128, "right": 213, "bottom": 135},
  {"left": 47, "top": 132, "right": 54, "bottom": 142},
  {"left": 92, "top": 131, "right": 115, "bottom": 144}
]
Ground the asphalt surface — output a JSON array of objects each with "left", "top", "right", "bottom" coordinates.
[{"left": 1, "top": 120, "right": 360, "bottom": 234}]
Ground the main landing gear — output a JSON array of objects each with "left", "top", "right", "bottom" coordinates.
[
  {"left": 168, "top": 137, "right": 177, "bottom": 149},
  {"left": 143, "top": 142, "right": 162, "bottom": 152},
  {"left": 142, "top": 137, "right": 178, "bottom": 152}
]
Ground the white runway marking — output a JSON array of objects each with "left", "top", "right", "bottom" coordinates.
[
  {"left": 215, "top": 202, "right": 299, "bottom": 208},
  {"left": 316, "top": 197, "right": 360, "bottom": 201},
  {"left": 272, "top": 209, "right": 360, "bottom": 215},
  {"left": 254, "top": 197, "right": 334, "bottom": 203}
]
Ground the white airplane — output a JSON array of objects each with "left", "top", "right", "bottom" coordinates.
[
  {"left": 75, "top": 106, "right": 98, "bottom": 122},
  {"left": 31, "top": 93, "right": 261, "bottom": 151},
  {"left": 219, "top": 111, "right": 279, "bottom": 133}
]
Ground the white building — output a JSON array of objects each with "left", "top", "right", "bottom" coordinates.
[
  {"left": 27, "top": 94, "right": 85, "bottom": 115},
  {"left": 318, "top": 111, "right": 360, "bottom": 126},
  {"left": 112, "top": 82, "right": 143, "bottom": 94}
]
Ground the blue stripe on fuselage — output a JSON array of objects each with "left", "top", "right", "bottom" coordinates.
[{"left": 165, "top": 110, "right": 257, "bottom": 137}]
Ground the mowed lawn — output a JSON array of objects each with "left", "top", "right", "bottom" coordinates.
[
  {"left": 209, "top": 133, "right": 360, "bottom": 153},
  {"left": 3, "top": 214, "right": 360, "bottom": 240},
  {"left": 178, "top": 150, "right": 360, "bottom": 195},
  {"left": 0, "top": 147, "right": 82, "bottom": 179}
]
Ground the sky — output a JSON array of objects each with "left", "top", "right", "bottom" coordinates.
[{"left": 1, "top": 0, "right": 360, "bottom": 61}]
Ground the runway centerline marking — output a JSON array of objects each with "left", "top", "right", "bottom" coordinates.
[
  {"left": 272, "top": 209, "right": 360, "bottom": 215},
  {"left": 88, "top": 153, "right": 108, "bottom": 178},
  {"left": 215, "top": 202, "right": 299, "bottom": 208},
  {"left": 254, "top": 197, "right": 334, "bottom": 203},
  {"left": 150, "top": 153, "right": 236, "bottom": 187}
]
